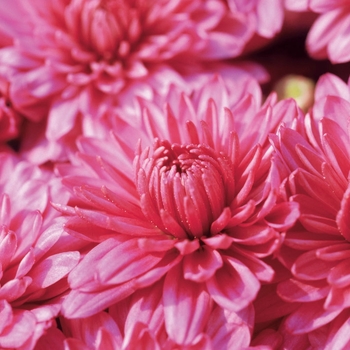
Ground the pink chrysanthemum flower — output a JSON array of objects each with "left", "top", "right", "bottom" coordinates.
[
  {"left": 270, "top": 73, "right": 350, "bottom": 348},
  {"left": 285, "top": 0, "right": 350, "bottom": 63},
  {"left": 0, "top": 0, "right": 259, "bottom": 160},
  {"left": 54, "top": 75, "right": 299, "bottom": 345},
  {"left": 0, "top": 151, "right": 83, "bottom": 349}
]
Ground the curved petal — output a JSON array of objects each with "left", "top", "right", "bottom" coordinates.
[
  {"left": 206, "top": 256, "right": 260, "bottom": 312},
  {"left": 183, "top": 246, "right": 223, "bottom": 282},
  {"left": 163, "top": 263, "right": 211, "bottom": 345}
]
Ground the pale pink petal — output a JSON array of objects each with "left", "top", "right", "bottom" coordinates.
[{"left": 28, "top": 251, "right": 80, "bottom": 288}]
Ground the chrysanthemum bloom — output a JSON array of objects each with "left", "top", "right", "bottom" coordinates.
[
  {"left": 270, "top": 73, "right": 350, "bottom": 348},
  {"left": 54, "top": 75, "right": 299, "bottom": 345},
  {"left": 285, "top": 0, "right": 350, "bottom": 63},
  {"left": 0, "top": 151, "right": 83, "bottom": 349},
  {"left": 0, "top": 0, "right": 261, "bottom": 161},
  {"left": 18, "top": 63, "right": 268, "bottom": 164},
  {"left": 38, "top": 281, "right": 258, "bottom": 349}
]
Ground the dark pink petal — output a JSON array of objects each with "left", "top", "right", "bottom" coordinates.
[
  {"left": 210, "top": 207, "right": 231, "bottom": 235},
  {"left": 265, "top": 201, "right": 299, "bottom": 231},
  {"left": 125, "top": 280, "right": 164, "bottom": 335},
  {"left": 96, "top": 239, "right": 165, "bottom": 285},
  {"left": 254, "top": 284, "right": 300, "bottom": 324},
  {"left": 62, "top": 281, "right": 137, "bottom": 318},
  {"left": 327, "top": 259, "right": 350, "bottom": 288},
  {"left": 0, "top": 309, "right": 36, "bottom": 348},
  {"left": 123, "top": 322, "right": 161, "bottom": 350},
  {"left": 0, "top": 300, "right": 12, "bottom": 333},
  {"left": 229, "top": 224, "right": 277, "bottom": 245},
  {"left": 206, "top": 256, "right": 260, "bottom": 312},
  {"left": 324, "top": 313, "right": 350, "bottom": 350},
  {"left": 95, "top": 328, "right": 121, "bottom": 350},
  {"left": 316, "top": 243, "right": 350, "bottom": 261},
  {"left": 201, "top": 234, "right": 234, "bottom": 250},
  {"left": 337, "top": 184, "right": 350, "bottom": 241},
  {"left": 183, "top": 246, "right": 223, "bottom": 282},
  {"left": 285, "top": 300, "right": 342, "bottom": 334},
  {"left": 0, "top": 230, "right": 16, "bottom": 270},
  {"left": 163, "top": 263, "right": 211, "bottom": 345},
  {"left": 0, "top": 277, "right": 32, "bottom": 301},
  {"left": 207, "top": 304, "right": 253, "bottom": 349},
  {"left": 63, "top": 312, "right": 122, "bottom": 349},
  {"left": 75, "top": 207, "right": 160, "bottom": 236},
  {"left": 324, "top": 287, "right": 350, "bottom": 310},
  {"left": 68, "top": 238, "right": 122, "bottom": 290},
  {"left": 233, "top": 247, "right": 275, "bottom": 282},
  {"left": 277, "top": 278, "right": 330, "bottom": 303},
  {"left": 292, "top": 250, "right": 338, "bottom": 280},
  {"left": 284, "top": 229, "right": 340, "bottom": 250},
  {"left": 64, "top": 338, "right": 90, "bottom": 350}
]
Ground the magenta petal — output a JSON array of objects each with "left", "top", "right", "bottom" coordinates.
[
  {"left": 183, "top": 246, "right": 223, "bottom": 282},
  {"left": 163, "top": 263, "right": 211, "bottom": 345},
  {"left": 207, "top": 304, "right": 254, "bottom": 349},
  {"left": 62, "top": 281, "right": 137, "bottom": 318},
  {"left": 0, "top": 309, "right": 36, "bottom": 348},
  {"left": 68, "top": 238, "right": 122, "bottom": 290},
  {"left": 265, "top": 201, "right": 300, "bottom": 230},
  {"left": 96, "top": 239, "right": 164, "bottom": 285},
  {"left": 64, "top": 338, "right": 90, "bottom": 350},
  {"left": 28, "top": 251, "right": 80, "bottom": 288},
  {"left": 325, "top": 314, "right": 350, "bottom": 350},
  {"left": 123, "top": 322, "right": 161, "bottom": 350},
  {"left": 337, "top": 184, "right": 350, "bottom": 241},
  {"left": 285, "top": 300, "right": 342, "bottom": 334},
  {"left": 206, "top": 256, "right": 260, "bottom": 312},
  {"left": 0, "top": 300, "right": 12, "bottom": 333},
  {"left": 0, "top": 277, "right": 32, "bottom": 302},
  {"left": 292, "top": 250, "right": 338, "bottom": 280},
  {"left": 125, "top": 280, "right": 164, "bottom": 335},
  {"left": 277, "top": 278, "right": 330, "bottom": 303}
]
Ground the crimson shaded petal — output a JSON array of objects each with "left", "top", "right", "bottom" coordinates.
[
  {"left": 277, "top": 278, "right": 330, "bottom": 303},
  {"left": 96, "top": 239, "right": 165, "bottom": 285},
  {"left": 183, "top": 246, "right": 223, "bottom": 282},
  {"left": 337, "top": 184, "right": 350, "bottom": 241},
  {"left": 265, "top": 201, "right": 299, "bottom": 230},
  {"left": 206, "top": 256, "right": 259, "bottom": 312},
  {"left": 327, "top": 259, "right": 350, "bottom": 288},
  {"left": 292, "top": 250, "right": 338, "bottom": 280},
  {"left": 285, "top": 300, "right": 342, "bottom": 334}
]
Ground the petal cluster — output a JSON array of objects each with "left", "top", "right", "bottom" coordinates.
[
  {"left": 0, "top": 152, "right": 82, "bottom": 349},
  {"left": 271, "top": 73, "right": 350, "bottom": 346},
  {"left": 286, "top": 0, "right": 350, "bottom": 63}
]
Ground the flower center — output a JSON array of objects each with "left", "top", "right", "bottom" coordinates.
[
  {"left": 66, "top": 0, "right": 143, "bottom": 62},
  {"left": 136, "top": 139, "right": 235, "bottom": 239}
]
